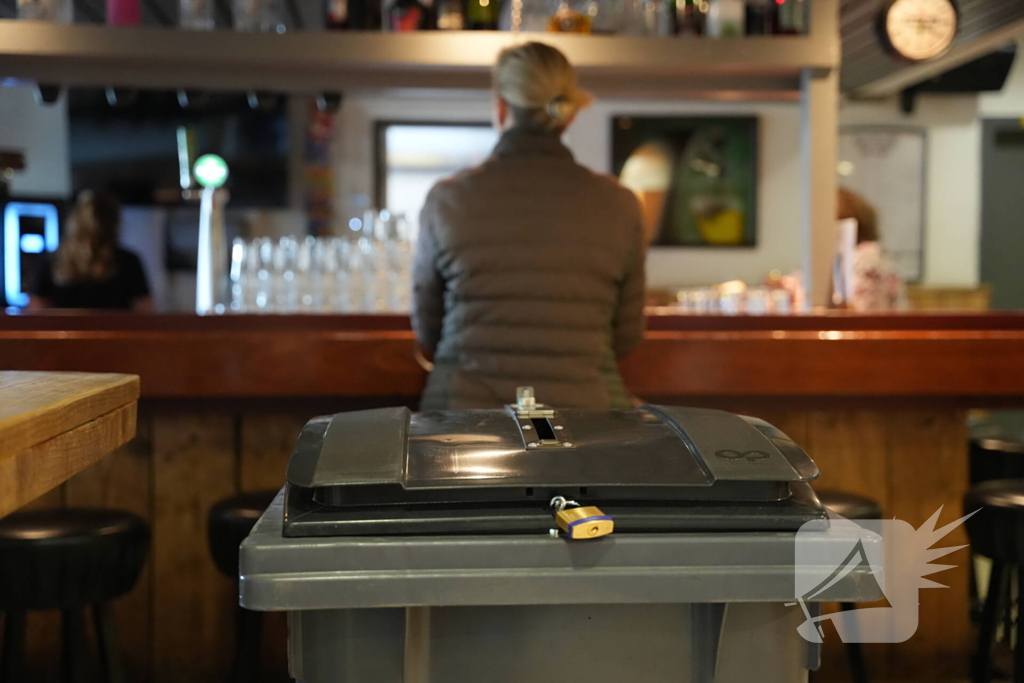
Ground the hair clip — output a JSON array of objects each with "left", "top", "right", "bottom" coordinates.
[{"left": 546, "top": 95, "right": 571, "bottom": 121}]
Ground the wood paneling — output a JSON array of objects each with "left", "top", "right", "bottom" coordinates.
[
  {"left": 885, "top": 411, "right": 971, "bottom": 680},
  {"left": 4, "top": 406, "right": 978, "bottom": 682},
  {"left": 239, "top": 413, "right": 308, "bottom": 492},
  {"left": 152, "top": 414, "right": 237, "bottom": 683},
  {"left": 806, "top": 410, "right": 890, "bottom": 504},
  {"left": 64, "top": 414, "right": 155, "bottom": 680},
  {"left": 240, "top": 413, "right": 306, "bottom": 682}
]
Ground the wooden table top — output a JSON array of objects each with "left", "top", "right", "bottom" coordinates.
[{"left": 0, "top": 371, "right": 139, "bottom": 518}]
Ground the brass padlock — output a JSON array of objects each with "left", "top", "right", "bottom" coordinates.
[{"left": 555, "top": 506, "right": 614, "bottom": 540}]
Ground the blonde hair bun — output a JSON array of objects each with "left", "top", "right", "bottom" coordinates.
[{"left": 495, "top": 42, "right": 593, "bottom": 131}]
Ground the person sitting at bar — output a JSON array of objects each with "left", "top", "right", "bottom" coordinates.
[
  {"left": 837, "top": 187, "right": 906, "bottom": 312},
  {"left": 28, "top": 191, "right": 152, "bottom": 311},
  {"left": 412, "top": 42, "right": 646, "bottom": 410}
]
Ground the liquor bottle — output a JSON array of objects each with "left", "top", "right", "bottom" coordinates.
[
  {"left": 325, "top": 0, "right": 351, "bottom": 28},
  {"left": 107, "top": 0, "right": 140, "bottom": 25},
  {"left": 520, "top": 0, "right": 549, "bottom": 30},
  {"left": 435, "top": 0, "right": 463, "bottom": 28},
  {"left": 773, "top": 0, "right": 806, "bottom": 35},
  {"left": 744, "top": 0, "right": 771, "bottom": 35},
  {"left": 548, "top": 0, "right": 591, "bottom": 33},
  {"left": 386, "top": 0, "right": 429, "bottom": 30},
  {"left": 705, "top": 0, "right": 743, "bottom": 38},
  {"left": 589, "top": 0, "right": 622, "bottom": 34},
  {"left": 675, "top": 0, "right": 702, "bottom": 36},
  {"left": 466, "top": 0, "right": 500, "bottom": 29}
]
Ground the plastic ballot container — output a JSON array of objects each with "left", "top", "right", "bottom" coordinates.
[{"left": 240, "top": 389, "right": 882, "bottom": 683}]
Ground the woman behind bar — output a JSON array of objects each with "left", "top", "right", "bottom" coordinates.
[
  {"left": 412, "top": 42, "right": 646, "bottom": 410},
  {"left": 28, "top": 191, "right": 152, "bottom": 311}
]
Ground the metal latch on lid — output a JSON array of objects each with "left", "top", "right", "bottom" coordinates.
[{"left": 510, "top": 386, "right": 575, "bottom": 450}]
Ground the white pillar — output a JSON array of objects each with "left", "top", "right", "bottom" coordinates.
[{"left": 800, "top": 66, "right": 839, "bottom": 310}]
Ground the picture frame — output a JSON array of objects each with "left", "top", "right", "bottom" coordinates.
[{"left": 612, "top": 116, "right": 759, "bottom": 248}]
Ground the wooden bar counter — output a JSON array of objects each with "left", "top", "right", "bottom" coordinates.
[{"left": 3, "top": 310, "right": 1024, "bottom": 683}]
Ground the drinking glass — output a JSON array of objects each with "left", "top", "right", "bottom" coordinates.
[
  {"left": 770, "top": 288, "right": 792, "bottom": 314},
  {"left": 255, "top": 237, "right": 274, "bottom": 312},
  {"left": 719, "top": 290, "right": 743, "bottom": 315},
  {"left": 180, "top": 0, "right": 214, "bottom": 29},
  {"left": 295, "top": 236, "right": 315, "bottom": 312},
  {"left": 745, "top": 287, "right": 770, "bottom": 316},
  {"left": 229, "top": 237, "right": 247, "bottom": 313},
  {"left": 233, "top": 0, "right": 284, "bottom": 31},
  {"left": 18, "top": 0, "right": 72, "bottom": 22},
  {"left": 273, "top": 236, "right": 299, "bottom": 313},
  {"left": 385, "top": 211, "right": 413, "bottom": 313}
]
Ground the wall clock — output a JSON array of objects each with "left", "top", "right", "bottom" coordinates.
[{"left": 878, "top": 0, "right": 959, "bottom": 62}]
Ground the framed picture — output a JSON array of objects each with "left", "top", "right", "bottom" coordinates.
[
  {"left": 612, "top": 116, "right": 759, "bottom": 248},
  {"left": 838, "top": 126, "right": 926, "bottom": 283}
]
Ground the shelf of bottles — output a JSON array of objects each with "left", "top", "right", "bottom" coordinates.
[{"left": 15, "top": 0, "right": 809, "bottom": 39}]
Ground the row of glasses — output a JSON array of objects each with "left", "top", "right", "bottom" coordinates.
[
  {"left": 228, "top": 211, "right": 415, "bottom": 314},
  {"left": 675, "top": 286, "right": 792, "bottom": 315}
]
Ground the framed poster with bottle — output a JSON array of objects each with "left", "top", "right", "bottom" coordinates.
[{"left": 613, "top": 116, "right": 758, "bottom": 248}]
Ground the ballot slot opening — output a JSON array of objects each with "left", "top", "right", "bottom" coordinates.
[{"left": 531, "top": 418, "right": 557, "bottom": 442}]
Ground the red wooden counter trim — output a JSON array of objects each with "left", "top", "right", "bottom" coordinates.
[{"left": 2, "top": 313, "right": 1024, "bottom": 400}]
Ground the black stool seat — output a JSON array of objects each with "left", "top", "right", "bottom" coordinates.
[
  {"left": 0, "top": 509, "right": 149, "bottom": 611},
  {"left": 208, "top": 490, "right": 278, "bottom": 683},
  {"left": 816, "top": 490, "right": 883, "bottom": 521},
  {"left": 208, "top": 490, "right": 277, "bottom": 579},
  {"left": 0, "top": 508, "right": 150, "bottom": 683},
  {"left": 964, "top": 479, "right": 1024, "bottom": 564},
  {"left": 963, "top": 479, "right": 1024, "bottom": 683}
]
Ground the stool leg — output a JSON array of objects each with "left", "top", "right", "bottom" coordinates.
[
  {"left": 1, "top": 611, "right": 27, "bottom": 683},
  {"left": 230, "top": 605, "right": 262, "bottom": 683},
  {"left": 61, "top": 608, "right": 88, "bottom": 683},
  {"left": 975, "top": 561, "right": 1009, "bottom": 683},
  {"left": 1017, "top": 565, "right": 1024, "bottom": 683},
  {"left": 93, "top": 603, "right": 125, "bottom": 683},
  {"left": 839, "top": 603, "right": 868, "bottom": 683}
]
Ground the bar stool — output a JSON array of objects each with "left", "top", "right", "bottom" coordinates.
[
  {"left": 816, "top": 490, "right": 882, "bottom": 683},
  {"left": 208, "top": 490, "right": 278, "bottom": 683},
  {"left": 0, "top": 508, "right": 150, "bottom": 683},
  {"left": 970, "top": 415, "right": 1024, "bottom": 485},
  {"left": 964, "top": 479, "right": 1024, "bottom": 683}
]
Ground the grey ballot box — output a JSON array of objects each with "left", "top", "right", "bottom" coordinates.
[
  {"left": 240, "top": 403, "right": 882, "bottom": 683},
  {"left": 240, "top": 492, "right": 882, "bottom": 683}
]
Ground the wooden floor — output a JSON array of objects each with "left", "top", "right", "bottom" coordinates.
[{"left": 0, "top": 405, "right": 973, "bottom": 682}]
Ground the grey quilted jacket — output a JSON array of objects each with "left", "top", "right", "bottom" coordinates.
[{"left": 412, "top": 128, "right": 646, "bottom": 410}]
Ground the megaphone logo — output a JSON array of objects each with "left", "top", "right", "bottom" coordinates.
[{"left": 792, "top": 508, "right": 974, "bottom": 643}]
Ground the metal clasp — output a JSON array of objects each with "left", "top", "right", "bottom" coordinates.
[{"left": 509, "top": 386, "right": 575, "bottom": 450}]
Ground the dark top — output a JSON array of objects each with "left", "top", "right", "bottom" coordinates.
[
  {"left": 30, "top": 248, "right": 150, "bottom": 310},
  {"left": 412, "top": 128, "right": 646, "bottom": 411}
]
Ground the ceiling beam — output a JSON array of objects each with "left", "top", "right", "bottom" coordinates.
[{"left": 850, "top": 17, "right": 1024, "bottom": 98}]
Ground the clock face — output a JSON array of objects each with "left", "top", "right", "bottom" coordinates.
[{"left": 882, "top": 0, "right": 958, "bottom": 62}]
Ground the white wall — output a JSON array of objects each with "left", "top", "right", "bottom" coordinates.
[
  {"left": 840, "top": 95, "right": 982, "bottom": 286},
  {"left": 336, "top": 90, "right": 803, "bottom": 289},
  {"left": 838, "top": 37, "right": 1024, "bottom": 288},
  {"left": 981, "top": 41, "right": 1024, "bottom": 116},
  {"left": 0, "top": 86, "right": 71, "bottom": 198}
]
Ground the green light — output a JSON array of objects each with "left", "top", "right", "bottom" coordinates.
[{"left": 194, "top": 154, "right": 229, "bottom": 189}]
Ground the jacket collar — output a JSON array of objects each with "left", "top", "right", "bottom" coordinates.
[{"left": 492, "top": 127, "right": 574, "bottom": 160}]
